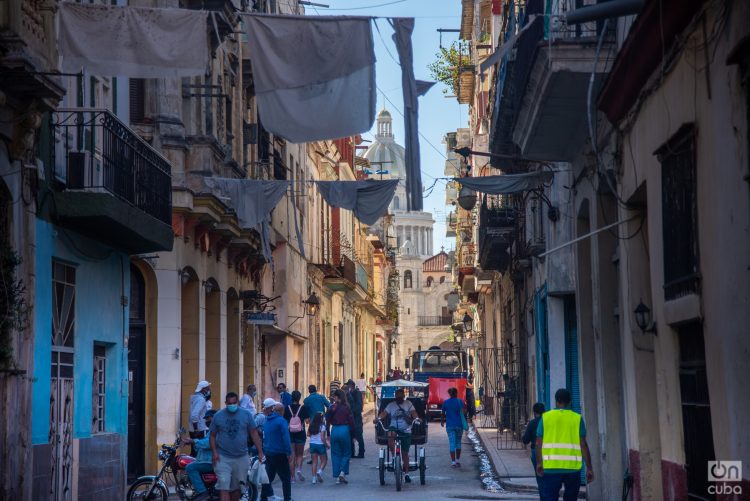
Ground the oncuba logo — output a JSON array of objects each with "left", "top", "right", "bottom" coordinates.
[{"left": 708, "top": 461, "right": 743, "bottom": 496}]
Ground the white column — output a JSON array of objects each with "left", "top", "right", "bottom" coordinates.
[
  {"left": 421, "top": 228, "right": 426, "bottom": 255},
  {"left": 429, "top": 229, "right": 433, "bottom": 254}
]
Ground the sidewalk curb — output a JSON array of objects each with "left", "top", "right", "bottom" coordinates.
[{"left": 472, "top": 428, "right": 539, "bottom": 494}]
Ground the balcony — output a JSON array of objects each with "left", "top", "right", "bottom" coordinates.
[
  {"left": 478, "top": 200, "right": 514, "bottom": 272},
  {"left": 319, "top": 255, "right": 367, "bottom": 300},
  {"left": 0, "top": 0, "right": 64, "bottom": 105},
  {"left": 49, "top": 109, "right": 173, "bottom": 254},
  {"left": 181, "top": 0, "right": 238, "bottom": 41},
  {"left": 418, "top": 315, "right": 452, "bottom": 327},
  {"left": 512, "top": 16, "right": 615, "bottom": 161}
]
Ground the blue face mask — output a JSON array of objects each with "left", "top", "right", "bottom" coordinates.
[
  {"left": 227, "top": 404, "right": 239, "bottom": 413},
  {"left": 249, "top": 391, "right": 257, "bottom": 398}
]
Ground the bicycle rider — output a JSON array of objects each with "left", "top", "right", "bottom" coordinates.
[{"left": 373, "top": 388, "right": 420, "bottom": 484}]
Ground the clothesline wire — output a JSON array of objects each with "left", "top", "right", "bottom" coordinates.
[
  {"left": 322, "top": 0, "right": 408, "bottom": 11},
  {"left": 373, "top": 18, "right": 401, "bottom": 66}
]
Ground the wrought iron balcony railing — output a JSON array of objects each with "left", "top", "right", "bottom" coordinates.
[
  {"left": 417, "top": 316, "right": 453, "bottom": 327},
  {"left": 50, "top": 108, "right": 172, "bottom": 225}
]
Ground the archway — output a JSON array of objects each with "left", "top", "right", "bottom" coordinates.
[
  {"left": 180, "top": 267, "right": 200, "bottom": 427},
  {"left": 204, "top": 278, "right": 221, "bottom": 398},
  {"left": 226, "top": 288, "right": 240, "bottom": 395}
]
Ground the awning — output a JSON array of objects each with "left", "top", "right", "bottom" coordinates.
[{"left": 453, "top": 171, "right": 553, "bottom": 194}]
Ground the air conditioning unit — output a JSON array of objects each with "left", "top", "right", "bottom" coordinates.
[
  {"left": 67, "top": 151, "right": 90, "bottom": 189},
  {"left": 456, "top": 128, "right": 471, "bottom": 148}
]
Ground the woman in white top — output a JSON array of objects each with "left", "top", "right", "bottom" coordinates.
[{"left": 307, "top": 412, "right": 329, "bottom": 484}]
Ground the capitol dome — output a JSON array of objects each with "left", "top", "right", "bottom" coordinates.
[{"left": 363, "top": 108, "right": 405, "bottom": 180}]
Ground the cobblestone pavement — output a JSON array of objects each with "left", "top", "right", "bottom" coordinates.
[{"left": 266, "top": 421, "right": 540, "bottom": 501}]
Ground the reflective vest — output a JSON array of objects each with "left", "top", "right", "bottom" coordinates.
[{"left": 540, "top": 409, "right": 583, "bottom": 470}]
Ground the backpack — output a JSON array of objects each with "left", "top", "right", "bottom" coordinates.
[{"left": 288, "top": 405, "right": 303, "bottom": 433}]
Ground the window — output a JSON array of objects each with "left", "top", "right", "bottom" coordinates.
[
  {"left": 439, "top": 276, "right": 446, "bottom": 284},
  {"left": 403, "top": 270, "right": 413, "bottom": 289},
  {"left": 657, "top": 124, "right": 699, "bottom": 300},
  {"left": 426, "top": 276, "right": 434, "bottom": 287},
  {"left": 129, "top": 78, "right": 145, "bottom": 123},
  {"left": 92, "top": 345, "right": 106, "bottom": 433},
  {"left": 52, "top": 261, "right": 76, "bottom": 348},
  {"left": 393, "top": 196, "right": 400, "bottom": 210}
]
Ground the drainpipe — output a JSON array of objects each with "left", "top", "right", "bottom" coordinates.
[{"left": 565, "top": 0, "right": 644, "bottom": 25}]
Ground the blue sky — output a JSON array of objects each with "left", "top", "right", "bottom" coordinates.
[{"left": 305, "top": 0, "right": 465, "bottom": 254}]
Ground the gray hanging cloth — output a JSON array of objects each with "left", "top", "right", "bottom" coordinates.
[
  {"left": 390, "top": 18, "right": 423, "bottom": 211},
  {"left": 203, "top": 178, "right": 290, "bottom": 262},
  {"left": 316, "top": 179, "right": 399, "bottom": 225},
  {"left": 453, "top": 172, "right": 553, "bottom": 194},
  {"left": 59, "top": 3, "right": 209, "bottom": 77},
  {"left": 242, "top": 14, "right": 376, "bottom": 143}
]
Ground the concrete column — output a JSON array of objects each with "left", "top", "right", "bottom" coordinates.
[{"left": 154, "top": 266, "right": 182, "bottom": 444}]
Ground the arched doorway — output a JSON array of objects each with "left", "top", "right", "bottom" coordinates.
[
  {"left": 226, "top": 288, "right": 240, "bottom": 395},
  {"left": 128, "top": 265, "right": 146, "bottom": 480},
  {"left": 205, "top": 279, "right": 221, "bottom": 398},
  {"left": 181, "top": 268, "right": 200, "bottom": 427}
]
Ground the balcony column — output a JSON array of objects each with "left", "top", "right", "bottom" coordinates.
[
  {"left": 420, "top": 227, "right": 425, "bottom": 255},
  {"left": 428, "top": 229, "right": 433, "bottom": 254}
]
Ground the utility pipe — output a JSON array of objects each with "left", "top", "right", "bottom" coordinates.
[{"left": 565, "top": 0, "right": 644, "bottom": 25}]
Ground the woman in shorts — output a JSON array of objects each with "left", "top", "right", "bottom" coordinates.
[
  {"left": 284, "top": 390, "right": 310, "bottom": 482},
  {"left": 307, "top": 412, "right": 328, "bottom": 483}
]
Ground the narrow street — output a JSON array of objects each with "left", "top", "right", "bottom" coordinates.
[{"left": 268, "top": 421, "right": 539, "bottom": 501}]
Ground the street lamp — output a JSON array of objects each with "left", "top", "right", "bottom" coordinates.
[
  {"left": 462, "top": 312, "right": 473, "bottom": 333},
  {"left": 633, "top": 300, "right": 656, "bottom": 334},
  {"left": 302, "top": 292, "right": 320, "bottom": 317},
  {"left": 457, "top": 185, "right": 477, "bottom": 211}
]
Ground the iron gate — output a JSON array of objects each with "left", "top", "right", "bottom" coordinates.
[{"left": 475, "top": 345, "right": 527, "bottom": 450}]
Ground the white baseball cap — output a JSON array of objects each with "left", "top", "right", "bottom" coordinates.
[
  {"left": 263, "top": 397, "right": 278, "bottom": 408},
  {"left": 195, "top": 380, "right": 211, "bottom": 392}
]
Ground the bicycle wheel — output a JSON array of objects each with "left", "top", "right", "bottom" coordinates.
[
  {"left": 379, "top": 455, "right": 386, "bottom": 485},
  {"left": 394, "top": 454, "right": 402, "bottom": 491},
  {"left": 419, "top": 454, "right": 426, "bottom": 485}
]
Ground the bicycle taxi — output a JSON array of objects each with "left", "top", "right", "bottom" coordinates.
[{"left": 374, "top": 379, "right": 429, "bottom": 490}]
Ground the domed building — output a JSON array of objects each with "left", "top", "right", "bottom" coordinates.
[
  {"left": 364, "top": 109, "right": 450, "bottom": 370},
  {"left": 363, "top": 108, "right": 435, "bottom": 258}
]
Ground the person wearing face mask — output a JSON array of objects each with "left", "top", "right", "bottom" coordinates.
[
  {"left": 190, "top": 380, "right": 212, "bottom": 455},
  {"left": 262, "top": 398, "right": 293, "bottom": 501},
  {"left": 210, "top": 392, "right": 265, "bottom": 501},
  {"left": 240, "top": 384, "right": 258, "bottom": 417}
]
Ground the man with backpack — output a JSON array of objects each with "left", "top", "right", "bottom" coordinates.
[{"left": 284, "top": 390, "right": 310, "bottom": 483}]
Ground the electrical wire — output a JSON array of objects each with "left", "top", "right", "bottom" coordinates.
[{"left": 323, "top": 0, "right": 407, "bottom": 11}]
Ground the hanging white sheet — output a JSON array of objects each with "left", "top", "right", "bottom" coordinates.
[
  {"left": 316, "top": 179, "right": 399, "bottom": 225},
  {"left": 242, "top": 14, "right": 376, "bottom": 143},
  {"left": 390, "top": 17, "right": 423, "bottom": 211},
  {"left": 59, "top": 3, "right": 209, "bottom": 78},
  {"left": 453, "top": 171, "right": 553, "bottom": 194},
  {"left": 203, "top": 178, "right": 290, "bottom": 263}
]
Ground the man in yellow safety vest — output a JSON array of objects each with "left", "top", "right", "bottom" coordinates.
[{"left": 535, "top": 388, "right": 594, "bottom": 501}]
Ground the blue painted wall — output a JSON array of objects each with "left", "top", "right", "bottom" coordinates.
[{"left": 32, "top": 219, "right": 130, "bottom": 444}]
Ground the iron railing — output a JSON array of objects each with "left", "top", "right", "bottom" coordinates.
[
  {"left": 417, "top": 316, "right": 453, "bottom": 327},
  {"left": 50, "top": 108, "right": 172, "bottom": 225}
]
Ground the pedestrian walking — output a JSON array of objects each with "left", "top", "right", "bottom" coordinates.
[
  {"left": 535, "top": 389, "right": 593, "bottom": 501},
  {"left": 261, "top": 398, "right": 293, "bottom": 501},
  {"left": 303, "top": 384, "right": 330, "bottom": 418},
  {"left": 441, "top": 387, "right": 465, "bottom": 468},
  {"left": 183, "top": 409, "right": 216, "bottom": 501},
  {"left": 375, "top": 388, "right": 419, "bottom": 483},
  {"left": 209, "top": 392, "right": 264, "bottom": 501},
  {"left": 307, "top": 412, "right": 329, "bottom": 484},
  {"left": 326, "top": 389, "right": 355, "bottom": 484},
  {"left": 277, "top": 382, "right": 292, "bottom": 407},
  {"left": 329, "top": 377, "right": 341, "bottom": 400},
  {"left": 523, "top": 402, "right": 546, "bottom": 497},
  {"left": 346, "top": 379, "right": 365, "bottom": 458},
  {"left": 284, "top": 390, "right": 310, "bottom": 482},
  {"left": 356, "top": 373, "right": 368, "bottom": 401},
  {"left": 239, "top": 384, "right": 258, "bottom": 417},
  {"left": 254, "top": 398, "right": 279, "bottom": 501},
  {"left": 465, "top": 370, "right": 476, "bottom": 423}
]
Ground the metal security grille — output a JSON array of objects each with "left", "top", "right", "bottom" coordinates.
[
  {"left": 475, "top": 345, "right": 527, "bottom": 450},
  {"left": 92, "top": 345, "right": 106, "bottom": 434},
  {"left": 657, "top": 124, "right": 699, "bottom": 301}
]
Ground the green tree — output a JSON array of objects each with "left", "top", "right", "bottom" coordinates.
[{"left": 428, "top": 41, "right": 470, "bottom": 95}]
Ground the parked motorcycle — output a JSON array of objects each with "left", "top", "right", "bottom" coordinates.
[{"left": 126, "top": 433, "right": 259, "bottom": 501}]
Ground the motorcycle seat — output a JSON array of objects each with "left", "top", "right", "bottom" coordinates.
[{"left": 202, "top": 472, "right": 218, "bottom": 483}]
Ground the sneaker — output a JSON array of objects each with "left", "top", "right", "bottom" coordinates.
[
  {"left": 456, "top": 461, "right": 461, "bottom": 468},
  {"left": 450, "top": 461, "right": 457, "bottom": 469},
  {"left": 404, "top": 475, "right": 411, "bottom": 484},
  {"left": 335, "top": 477, "right": 342, "bottom": 485},
  {"left": 296, "top": 470, "right": 305, "bottom": 482},
  {"left": 339, "top": 474, "right": 348, "bottom": 484},
  {"left": 316, "top": 472, "right": 324, "bottom": 483},
  {"left": 312, "top": 477, "right": 317, "bottom": 485}
]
